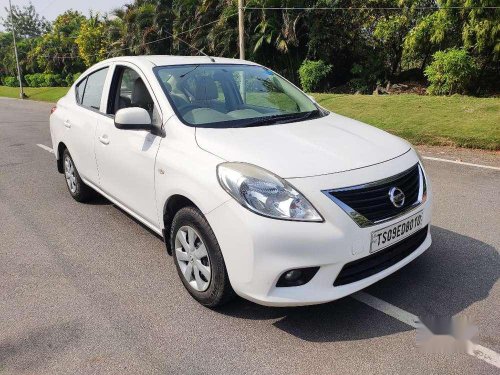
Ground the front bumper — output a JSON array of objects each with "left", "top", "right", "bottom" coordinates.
[{"left": 206, "top": 151, "right": 433, "bottom": 306}]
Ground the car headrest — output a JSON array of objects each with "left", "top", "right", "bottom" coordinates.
[
  {"left": 131, "top": 78, "right": 153, "bottom": 108},
  {"left": 163, "top": 82, "right": 172, "bottom": 93},
  {"left": 194, "top": 76, "right": 218, "bottom": 101}
]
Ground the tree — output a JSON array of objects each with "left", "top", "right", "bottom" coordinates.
[
  {"left": 1, "top": 0, "right": 498, "bottom": 94},
  {"left": 404, "top": 0, "right": 499, "bottom": 90},
  {"left": 33, "top": 11, "right": 86, "bottom": 76},
  {"left": 171, "top": 0, "right": 231, "bottom": 57},
  {"left": 108, "top": 0, "right": 174, "bottom": 56},
  {"left": 0, "top": 32, "right": 15, "bottom": 77},
  {"left": 304, "top": 0, "right": 369, "bottom": 85},
  {"left": 76, "top": 14, "right": 107, "bottom": 67},
  {"left": 405, "top": 1, "right": 499, "bottom": 63},
  {"left": 1, "top": 2, "right": 50, "bottom": 38}
]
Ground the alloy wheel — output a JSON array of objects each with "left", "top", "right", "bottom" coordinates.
[
  {"left": 64, "top": 155, "right": 77, "bottom": 194},
  {"left": 174, "top": 225, "right": 212, "bottom": 291}
]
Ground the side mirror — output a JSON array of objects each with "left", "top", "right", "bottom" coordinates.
[{"left": 115, "top": 107, "right": 152, "bottom": 130}]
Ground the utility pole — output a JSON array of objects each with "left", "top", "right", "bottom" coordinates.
[
  {"left": 8, "top": 0, "right": 24, "bottom": 99},
  {"left": 238, "top": 0, "right": 245, "bottom": 60}
]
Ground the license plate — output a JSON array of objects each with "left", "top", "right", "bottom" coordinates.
[{"left": 370, "top": 211, "right": 423, "bottom": 254}]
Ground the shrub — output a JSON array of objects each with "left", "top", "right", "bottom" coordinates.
[
  {"left": 65, "top": 72, "right": 82, "bottom": 86},
  {"left": 24, "top": 73, "right": 64, "bottom": 87},
  {"left": 45, "top": 73, "right": 63, "bottom": 87},
  {"left": 24, "top": 73, "right": 44, "bottom": 87},
  {"left": 3, "top": 76, "right": 19, "bottom": 87},
  {"left": 298, "top": 60, "right": 332, "bottom": 92},
  {"left": 425, "top": 49, "right": 478, "bottom": 95}
]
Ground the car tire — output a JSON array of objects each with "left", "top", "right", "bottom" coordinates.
[
  {"left": 62, "top": 149, "right": 95, "bottom": 202},
  {"left": 170, "top": 206, "right": 235, "bottom": 307}
]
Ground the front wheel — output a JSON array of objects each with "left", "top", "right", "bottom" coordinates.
[
  {"left": 62, "top": 149, "right": 95, "bottom": 202},
  {"left": 170, "top": 206, "right": 235, "bottom": 307}
]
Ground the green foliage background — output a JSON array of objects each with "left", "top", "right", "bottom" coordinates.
[{"left": 0, "top": 0, "right": 498, "bottom": 94}]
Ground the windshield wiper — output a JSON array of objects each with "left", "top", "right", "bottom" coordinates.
[{"left": 239, "top": 110, "right": 320, "bottom": 128}]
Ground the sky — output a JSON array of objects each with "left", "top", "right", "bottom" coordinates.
[{"left": 0, "top": 0, "right": 126, "bottom": 27}]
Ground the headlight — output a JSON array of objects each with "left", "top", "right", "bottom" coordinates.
[{"left": 217, "top": 162, "right": 323, "bottom": 222}]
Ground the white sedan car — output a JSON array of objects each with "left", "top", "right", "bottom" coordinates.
[{"left": 50, "top": 56, "right": 432, "bottom": 307}]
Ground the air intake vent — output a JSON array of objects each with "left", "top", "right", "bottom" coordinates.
[{"left": 334, "top": 225, "right": 428, "bottom": 286}]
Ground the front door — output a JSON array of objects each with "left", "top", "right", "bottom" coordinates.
[{"left": 95, "top": 64, "right": 163, "bottom": 229}]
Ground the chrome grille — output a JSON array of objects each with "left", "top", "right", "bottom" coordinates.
[{"left": 322, "top": 163, "right": 426, "bottom": 227}]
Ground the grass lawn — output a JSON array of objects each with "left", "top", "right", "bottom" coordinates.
[
  {"left": 0, "top": 86, "right": 69, "bottom": 102},
  {"left": 1, "top": 86, "right": 498, "bottom": 150},
  {"left": 314, "top": 93, "right": 499, "bottom": 150}
]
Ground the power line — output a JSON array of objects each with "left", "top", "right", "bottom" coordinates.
[
  {"left": 243, "top": 6, "right": 499, "bottom": 10},
  {"left": 162, "top": 29, "right": 215, "bottom": 62},
  {"left": 40, "top": 0, "right": 60, "bottom": 13},
  {"left": 38, "top": 13, "right": 238, "bottom": 60},
  {"left": 17, "top": 5, "right": 500, "bottom": 61}
]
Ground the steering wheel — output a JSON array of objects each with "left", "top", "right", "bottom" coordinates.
[{"left": 178, "top": 104, "right": 202, "bottom": 116}]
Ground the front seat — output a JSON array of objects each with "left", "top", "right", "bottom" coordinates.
[
  {"left": 193, "top": 76, "right": 221, "bottom": 110},
  {"left": 164, "top": 81, "right": 189, "bottom": 109},
  {"left": 131, "top": 78, "right": 154, "bottom": 114}
]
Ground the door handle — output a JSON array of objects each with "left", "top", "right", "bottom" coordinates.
[
  {"left": 98, "top": 135, "right": 110, "bottom": 145},
  {"left": 64, "top": 120, "right": 71, "bottom": 128}
]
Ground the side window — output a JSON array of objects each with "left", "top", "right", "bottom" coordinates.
[
  {"left": 110, "top": 66, "right": 160, "bottom": 126},
  {"left": 75, "top": 77, "right": 87, "bottom": 104},
  {"left": 80, "top": 68, "right": 109, "bottom": 111}
]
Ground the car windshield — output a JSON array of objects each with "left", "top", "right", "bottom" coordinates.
[{"left": 154, "top": 64, "right": 325, "bottom": 128}]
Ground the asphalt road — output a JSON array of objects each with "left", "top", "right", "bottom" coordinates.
[{"left": 0, "top": 98, "right": 499, "bottom": 375}]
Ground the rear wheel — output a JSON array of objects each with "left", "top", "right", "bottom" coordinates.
[
  {"left": 171, "top": 206, "right": 235, "bottom": 307},
  {"left": 62, "top": 149, "right": 94, "bottom": 202}
]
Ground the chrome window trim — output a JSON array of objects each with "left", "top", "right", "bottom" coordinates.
[{"left": 322, "top": 163, "right": 427, "bottom": 228}]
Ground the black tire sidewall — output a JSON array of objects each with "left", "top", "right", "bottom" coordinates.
[{"left": 170, "top": 206, "right": 232, "bottom": 307}]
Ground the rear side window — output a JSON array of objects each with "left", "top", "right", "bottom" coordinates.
[
  {"left": 77, "top": 68, "right": 109, "bottom": 111},
  {"left": 75, "top": 77, "right": 87, "bottom": 104}
]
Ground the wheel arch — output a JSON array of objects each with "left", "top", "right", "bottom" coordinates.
[
  {"left": 56, "top": 142, "right": 68, "bottom": 173},
  {"left": 162, "top": 194, "right": 200, "bottom": 255}
]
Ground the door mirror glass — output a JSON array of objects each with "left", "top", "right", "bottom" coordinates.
[{"left": 114, "top": 107, "right": 152, "bottom": 130}]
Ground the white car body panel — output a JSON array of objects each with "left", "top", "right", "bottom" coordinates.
[
  {"left": 95, "top": 114, "right": 162, "bottom": 227},
  {"left": 50, "top": 95, "right": 101, "bottom": 184},
  {"left": 49, "top": 55, "right": 433, "bottom": 306},
  {"left": 93, "top": 62, "right": 163, "bottom": 228},
  {"left": 206, "top": 150, "right": 432, "bottom": 306},
  {"left": 196, "top": 112, "right": 411, "bottom": 178},
  {"left": 154, "top": 116, "right": 230, "bottom": 221}
]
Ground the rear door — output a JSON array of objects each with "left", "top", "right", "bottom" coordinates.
[
  {"left": 94, "top": 63, "right": 163, "bottom": 230},
  {"left": 66, "top": 67, "right": 110, "bottom": 185}
]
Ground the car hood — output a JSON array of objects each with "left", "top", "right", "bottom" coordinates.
[{"left": 195, "top": 112, "right": 411, "bottom": 178}]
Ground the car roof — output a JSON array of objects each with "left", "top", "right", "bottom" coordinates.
[{"left": 100, "top": 55, "right": 261, "bottom": 69}]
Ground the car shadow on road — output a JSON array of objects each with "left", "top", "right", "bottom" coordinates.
[
  {"left": 100, "top": 199, "right": 165, "bottom": 242},
  {"left": 87, "top": 194, "right": 113, "bottom": 206},
  {"left": 218, "top": 225, "right": 499, "bottom": 343}
]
